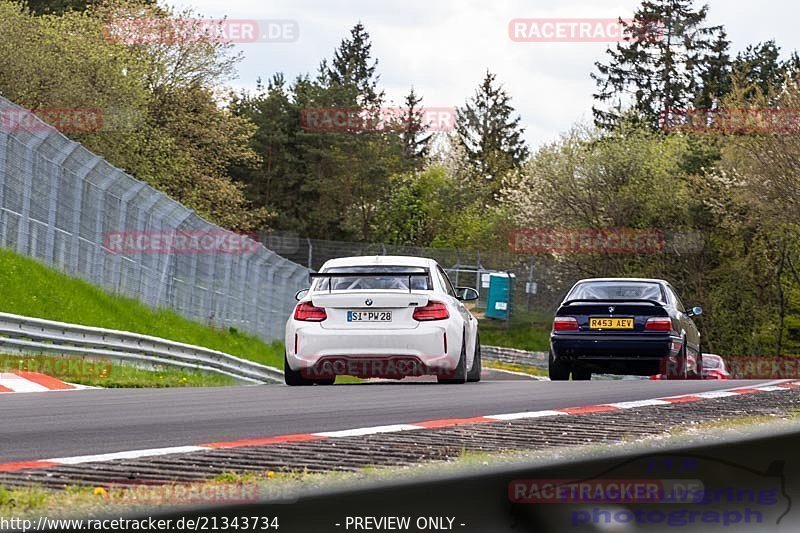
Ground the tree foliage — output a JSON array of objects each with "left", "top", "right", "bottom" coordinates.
[
  {"left": 592, "top": 0, "right": 722, "bottom": 128},
  {"left": 0, "top": 0, "right": 267, "bottom": 229},
  {"left": 454, "top": 71, "right": 529, "bottom": 200},
  {"left": 7, "top": 0, "right": 800, "bottom": 358}
]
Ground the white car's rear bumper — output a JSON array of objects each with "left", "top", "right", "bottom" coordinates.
[{"left": 285, "top": 322, "right": 460, "bottom": 375}]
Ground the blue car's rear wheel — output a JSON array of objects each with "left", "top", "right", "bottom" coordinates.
[
  {"left": 549, "top": 350, "right": 571, "bottom": 381},
  {"left": 571, "top": 365, "right": 592, "bottom": 381}
]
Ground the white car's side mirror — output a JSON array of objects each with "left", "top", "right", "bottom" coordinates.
[
  {"left": 456, "top": 287, "right": 479, "bottom": 301},
  {"left": 295, "top": 288, "right": 310, "bottom": 301}
]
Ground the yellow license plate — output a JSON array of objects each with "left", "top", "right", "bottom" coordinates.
[{"left": 589, "top": 317, "right": 634, "bottom": 330}]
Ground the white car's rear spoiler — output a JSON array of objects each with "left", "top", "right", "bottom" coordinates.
[{"left": 309, "top": 271, "right": 430, "bottom": 294}]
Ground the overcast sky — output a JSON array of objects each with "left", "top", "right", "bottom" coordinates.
[{"left": 169, "top": 0, "right": 799, "bottom": 149}]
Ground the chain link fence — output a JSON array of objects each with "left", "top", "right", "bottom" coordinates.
[
  {"left": 259, "top": 232, "right": 571, "bottom": 316},
  {"left": 0, "top": 96, "right": 308, "bottom": 342},
  {"left": 0, "top": 95, "right": 571, "bottom": 345}
]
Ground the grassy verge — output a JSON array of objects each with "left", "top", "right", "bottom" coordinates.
[
  {"left": 0, "top": 248, "right": 284, "bottom": 368},
  {"left": 485, "top": 360, "right": 548, "bottom": 377},
  {"left": 477, "top": 309, "right": 551, "bottom": 352},
  {"left": 1, "top": 247, "right": 563, "bottom": 368},
  {"left": 0, "top": 354, "right": 236, "bottom": 387}
]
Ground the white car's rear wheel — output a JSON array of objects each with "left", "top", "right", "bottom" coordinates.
[
  {"left": 467, "top": 333, "right": 481, "bottom": 382},
  {"left": 438, "top": 331, "right": 467, "bottom": 384},
  {"left": 284, "top": 353, "right": 315, "bottom": 386}
]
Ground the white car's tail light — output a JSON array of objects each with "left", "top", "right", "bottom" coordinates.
[
  {"left": 294, "top": 302, "right": 327, "bottom": 321},
  {"left": 412, "top": 301, "right": 449, "bottom": 321}
]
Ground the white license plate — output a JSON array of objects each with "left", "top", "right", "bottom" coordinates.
[{"left": 347, "top": 311, "right": 392, "bottom": 322}]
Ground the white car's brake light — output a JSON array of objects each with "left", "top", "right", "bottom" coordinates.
[
  {"left": 412, "top": 301, "right": 449, "bottom": 321},
  {"left": 294, "top": 302, "right": 327, "bottom": 321}
]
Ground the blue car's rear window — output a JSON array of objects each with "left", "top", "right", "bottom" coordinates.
[{"left": 568, "top": 281, "right": 664, "bottom": 302}]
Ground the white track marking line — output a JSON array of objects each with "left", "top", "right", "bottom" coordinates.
[
  {"left": 65, "top": 382, "right": 100, "bottom": 390},
  {"left": 485, "top": 410, "right": 568, "bottom": 421},
  {"left": 48, "top": 446, "right": 210, "bottom": 465},
  {"left": 692, "top": 390, "right": 741, "bottom": 398},
  {"left": 655, "top": 380, "right": 796, "bottom": 401},
  {"left": 763, "top": 379, "right": 795, "bottom": 386},
  {"left": 314, "top": 424, "right": 423, "bottom": 438},
  {"left": 7, "top": 380, "right": 798, "bottom": 472},
  {"left": 606, "top": 399, "right": 672, "bottom": 409},
  {"left": 0, "top": 373, "right": 49, "bottom": 393}
]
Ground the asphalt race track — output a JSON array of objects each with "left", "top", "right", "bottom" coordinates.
[{"left": 0, "top": 377, "right": 777, "bottom": 463}]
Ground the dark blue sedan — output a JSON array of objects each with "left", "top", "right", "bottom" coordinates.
[{"left": 549, "top": 278, "right": 703, "bottom": 381}]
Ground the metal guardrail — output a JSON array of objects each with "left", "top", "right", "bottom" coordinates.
[
  {"left": 0, "top": 313, "right": 544, "bottom": 383},
  {"left": 0, "top": 96, "right": 308, "bottom": 344},
  {"left": 481, "top": 345, "right": 648, "bottom": 380},
  {"left": 0, "top": 312, "right": 283, "bottom": 384},
  {"left": 481, "top": 345, "right": 547, "bottom": 369}
]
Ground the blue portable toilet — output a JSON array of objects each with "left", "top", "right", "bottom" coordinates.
[{"left": 485, "top": 272, "right": 515, "bottom": 320}]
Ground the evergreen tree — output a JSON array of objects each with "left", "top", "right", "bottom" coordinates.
[
  {"left": 592, "top": 0, "right": 721, "bottom": 129},
  {"left": 454, "top": 71, "right": 529, "bottom": 199},
  {"left": 733, "top": 41, "right": 791, "bottom": 100},
  {"left": 229, "top": 74, "right": 311, "bottom": 231},
  {"left": 24, "top": 0, "right": 155, "bottom": 16},
  {"left": 24, "top": 0, "right": 90, "bottom": 15},
  {"left": 694, "top": 29, "right": 731, "bottom": 108},
  {"left": 397, "top": 87, "right": 432, "bottom": 168},
  {"left": 312, "top": 23, "right": 399, "bottom": 239},
  {"left": 321, "top": 22, "right": 384, "bottom": 107},
  {"left": 231, "top": 23, "right": 408, "bottom": 241},
  {"left": 784, "top": 52, "right": 800, "bottom": 79}
]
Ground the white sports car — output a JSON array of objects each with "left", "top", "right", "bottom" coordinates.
[{"left": 284, "top": 256, "right": 481, "bottom": 385}]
